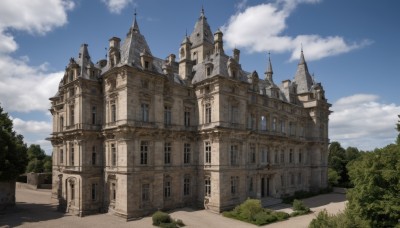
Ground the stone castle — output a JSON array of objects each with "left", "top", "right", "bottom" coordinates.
[{"left": 49, "top": 8, "right": 331, "bottom": 219}]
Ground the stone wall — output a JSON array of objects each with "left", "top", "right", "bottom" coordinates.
[{"left": 0, "top": 181, "right": 16, "bottom": 210}]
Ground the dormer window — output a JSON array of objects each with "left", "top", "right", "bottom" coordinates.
[
  {"left": 145, "top": 61, "right": 149, "bottom": 69},
  {"left": 69, "top": 70, "right": 74, "bottom": 82}
]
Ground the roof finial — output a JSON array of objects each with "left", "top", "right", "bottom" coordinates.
[
  {"left": 301, "top": 43, "right": 303, "bottom": 52},
  {"left": 200, "top": 5, "right": 205, "bottom": 17},
  {"left": 185, "top": 28, "right": 188, "bottom": 37},
  {"left": 130, "top": 8, "right": 140, "bottom": 33}
]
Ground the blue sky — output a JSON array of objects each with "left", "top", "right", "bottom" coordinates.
[{"left": 0, "top": 0, "right": 399, "bottom": 154}]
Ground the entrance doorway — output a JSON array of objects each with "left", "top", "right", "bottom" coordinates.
[{"left": 261, "top": 177, "right": 270, "bottom": 197}]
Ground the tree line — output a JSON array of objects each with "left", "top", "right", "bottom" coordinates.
[
  {"left": 0, "top": 105, "right": 51, "bottom": 182},
  {"left": 311, "top": 116, "right": 400, "bottom": 227}
]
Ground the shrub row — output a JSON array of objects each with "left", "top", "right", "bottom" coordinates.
[{"left": 152, "top": 211, "right": 185, "bottom": 228}]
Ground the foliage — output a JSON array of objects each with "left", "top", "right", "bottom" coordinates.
[
  {"left": 309, "top": 208, "right": 370, "bottom": 228},
  {"left": 0, "top": 105, "right": 28, "bottom": 181},
  {"left": 327, "top": 168, "right": 340, "bottom": 186},
  {"left": 152, "top": 211, "right": 184, "bottom": 228},
  {"left": 328, "top": 142, "right": 361, "bottom": 187},
  {"left": 222, "top": 198, "right": 290, "bottom": 226},
  {"left": 26, "top": 144, "right": 52, "bottom": 173},
  {"left": 282, "top": 189, "right": 332, "bottom": 204},
  {"left": 346, "top": 144, "right": 400, "bottom": 227},
  {"left": 292, "top": 199, "right": 310, "bottom": 212}
]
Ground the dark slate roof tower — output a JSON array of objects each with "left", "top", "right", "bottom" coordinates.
[
  {"left": 293, "top": 49, "right": 313, "bottom": 94},
  {"left": 120, "top": 12, "right": 152, "bottom": 69}
]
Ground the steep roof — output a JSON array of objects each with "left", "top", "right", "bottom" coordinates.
[
  {"left": 293, "top": 50, "right": 313, "bottom": 94},
  {"left": 189, "top": 7, "right": 213, "bottom": 48},
  {"left": 120, "top": 14, "right": 152, "bottom": 68}
]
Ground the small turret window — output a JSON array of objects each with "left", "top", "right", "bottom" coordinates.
[{"left": 144, "top": 61, "right": 149, "bottom": 69}]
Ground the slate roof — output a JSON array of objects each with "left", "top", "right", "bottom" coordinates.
[{"left": 293, "top": 50, "right": 313, "bottom": 94}]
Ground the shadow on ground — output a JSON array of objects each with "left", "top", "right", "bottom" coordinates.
[
  {"left": 267, "top": 193, "right": 347, "bottom": 211},
  {"left": 0, "top": 201, "right": 67, "bottom": 227}
]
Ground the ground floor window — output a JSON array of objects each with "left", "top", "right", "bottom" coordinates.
[
  {"left": 142, "top": 184, "right": 150, "bottom": 202},
  {"left": 205, "top": 177, "right": 211, "bottom": 196}
]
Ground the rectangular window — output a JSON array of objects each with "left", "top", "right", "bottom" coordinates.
[
  {"left": 281, "top": 120, "right": 285, "bottom": 133},
  {"left": 91, "top": 183, "right": 97, "bottom": 201},
  {"left": 280, "top": 150, "right": 285, "bottom": 163},
  {"left": 60, "top": 116, "right": 64, "bottom": 131},
  {"left": 205, "top": 178, "right": 211, "bottom": 196},
  {"left": 184, "top": 177, "right": 190, "bottom": 196},
  {"left": 205, "top": 142, "right": 211, "bottom": 164},
  {"left": 140, "top": 141, "right": 148, "bottom": 165},
  {"left": 184, "top": 143, "right": 191, "bottom": 164},
  {"left": 249, "top": 177, "right": 253, "bottom": 192},
  {"left": 206, "top": 66, "right": 211, "bottom": 76},
  {"left": 281, "top": 175, "right": 285, "bottom": 187},
  {"left": 111, "top": 183, "right": 116, "bottom": 201},
  {"left": 164, "top": 142, "right": 171, "bottom": 164},
  {"left": 261, "top": 148, "right": 268, "bottom": 164},
  {"left": 92, "top": 106, "right": 96, "bottom": 125},
  {"left": 231, "top": 106, "right": 238, "bottom": 124},
  {"left": 260, "top": 115, "right": 267, "bottom": 131},
  {"left": 141, "top": 103, "right": 149, "bottom": 122},
  {"left": 230, "top": 145, "right": 238, "bottom": 165},
  {"left": 289, "top": 149, "right": 293, "bottom": 163},
  {"left": 69, "top": 88, "right": 75, "bottom": 97},
  {"left": 70, "top": 106, "right": 75, "bottom": 126},
  {"left": 142, "top": 184, "right": 150, "bottom": 201},
  {"left": 231, "top": 176, "right": 238, "bottom": 195},
  {"left": 70, "top": 183, "right": 75, "bottom": 200},
  {"left": 60, "top": 149, "right": 64, "bottom": 164},
  {"left": 184, "top": 109, "right": 190, "bottom": 127},
  {"left": 144, "top": 61, "right": 149, "bottom": 69},
  {"left": 111, "top": 144, "right": 116, "bottom": 166},
  {"left": 250, "top": 146, "right": 256, "bottom": 163},
  {"left": 111, "top": 103, "right": 116, "bottom": 122},
  {"left": 272, "top": 117, "right": 276, "bottom": 131},
  {"left": 298, "top": 173, "right": 302, "bottom": 185},
  {"left": 70, "top": 147, "right": 74, "bottom": 166},
  {"left": 164, "top": 180, "right": 171, "bottom": 199},
  {"left": 290, "top": 174, "right": 295, "bottom": 186},
  {"left": 92, "top": 146, "right": 96, "bottom": 165},
  {"left": 205, "top": 103, "right": 211, "bottom": 123},
  {"left": 164, "top": 106, "right": 171, "bottom": 125}
]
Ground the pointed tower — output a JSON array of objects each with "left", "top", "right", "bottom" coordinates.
[
  {"left": 188, "top": 7, "right": 214, "bottom": 64},
  {"left": 179, "top": 34, "right": 193, "bottom": 80},
  {"left": 293, "top": 49, "right": 313, "bottom": 94},
  {"left": 120, "top": 11, "right": 152, "bottom": 69},
  {"left": 265, "top": 52, "right": 273, "bottom": 82}
]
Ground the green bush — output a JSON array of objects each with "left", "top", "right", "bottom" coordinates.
[
  {"left": 175, "top": 219, "right": 185, "bottom": 227},
  {"left": 275, "top": 211, "right": 290, "bottom": 220},
  {"left": 222, "top": 199, "right": 289, "bottom": 226},
  {"left": 292, "top": 199, "right": 310, "bottom": 212},
  {"left": 160, "top": 223, "right": 177, "bottom": 228},
  {"left": 152, "top": 211, "right": 172, "bottom": 226}
]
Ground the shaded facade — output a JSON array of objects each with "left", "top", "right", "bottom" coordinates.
[{"left": 49, "top": 9, "right": 331, "bottom": 219}]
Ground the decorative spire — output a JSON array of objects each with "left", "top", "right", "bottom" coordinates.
[
  {"left": 131, "top": 8, "right": 140, "bottom": 33},
  {"left": 265, "top": 52, "right": 273, "bottom": 81},
  {"left": 200, "top": 5, "right": 205, "bottom": 18}
]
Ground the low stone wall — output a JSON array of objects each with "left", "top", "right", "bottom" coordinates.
[
  {"left": 16, "top": 182, "right": 37, "bottom": 190},
  {"left": 0, "top": 181, "right": 16, "bottom": 210}
]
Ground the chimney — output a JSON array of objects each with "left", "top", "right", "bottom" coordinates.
[{"left": 233, "top": 48, "right": 240, "bottom": 63}]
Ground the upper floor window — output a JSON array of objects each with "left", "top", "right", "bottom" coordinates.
[
  {"left": 111, "top": 103, "right": 116, "bottom": 122},
  {"left": 92, "top": 146, "right": 96, "bottom": 165},
  {"left": 70, "top": 106, "right": 75, "bottom": 126},
  {"left": 184, "top": 143, "right": 191, "bottom": 164},
  {"left": 250, "top": 146, "right": 256, "bottom": 163},
  {"left": 230, "top": 145, "right": 238, "bottom": 165},
  {"left": 289, "top": 149, "right": 293, "bottom": 163},
  {"left": 272, "top": 117, "right": 277, "bottom": 131},
  {"left": 111, "top": 143, "right": 116, "bottom": 166},
  {"left": 59, "top": 116, "right": 64, "bottom": 131},
  {"left": 280, "top": 120, "right": 285, "bottom": 133},
  {"left": 140, "top": 141, "right": 148, "bottom": 165},
  {"left": 205, "top": 142, "right": 211, "bottom": 164},
  {"left": 184, "top": 108, "right": 191, "bottom": 127},
  {"left": 260, "top": 115, "right": 267, "bottom": 131},
  {"left": 280, "top": 150, "right": 285, "bottom": 163},
  {"left": 231, "top": 106, "right": 238, "bottom": 124},
  {"left": 164, "top": 142, "right": 171, "bottom": 165},
  {"left": 70, "top": 147, "right": 74, "bottom": 166},
  {"left": 205, "top": 103, "right": 211, "bottom": 124},
  {"left": 261, "top": 147, "right": 268, "bottom": 164},
  {"left": 92, "top": 106, "right": 97, "bottom": 125},
  {"left": 60, "top": 149, "right": 64, "bottom": 164},
  {"left": 164, "top": 106, "right": 171, "bottom": 125},
  {"left": 141, "top": 103, "right": 149, "bottom": 122}
]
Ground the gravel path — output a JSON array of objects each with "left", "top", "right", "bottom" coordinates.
[{"left": 0, "top": 188, "right": 346, "bottom": 228}]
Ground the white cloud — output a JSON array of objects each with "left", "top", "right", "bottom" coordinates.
[
  {"left": 330, "top": 94, "right": 400, "bottom": 151},
  {"left": 222, "top": 0, "right": 370, "bottom": 61},
  {"left": 0, "top": 0, "right": 74, "bottom": 36},
  {"left": 11, "top": 117, "right": 53, "bottom": 154},
  {"left": 0, "top": 55, "right": 64, "bottom": 112},
  {"left": 102, "top": 0, "right": 134, "bottom": 14}
]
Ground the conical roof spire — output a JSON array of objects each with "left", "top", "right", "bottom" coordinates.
[
  {"left": 294, "top": 48, "right": 313, "bottom": 93},
  {"left": 130, "top": 9, "right": 140, "bottom": 33},
  {"left": 189, "top": 6, "right": 213, "bottom": 47},
  {"left": 265, "top": 52, "right": 273, "bottom": 81}
]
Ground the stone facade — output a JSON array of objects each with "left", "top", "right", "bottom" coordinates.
[
  {"left": 0, "top": 181, "right": 16, "bottom": 210},
  {"left": 49, "top": 9, "right": 331, "bottom": 219}
]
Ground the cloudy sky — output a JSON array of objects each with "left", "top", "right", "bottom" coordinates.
[{"left": 0, "top": 0, "right": 399, "bottom": 153}]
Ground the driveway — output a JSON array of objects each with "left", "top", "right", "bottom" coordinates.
[{"left": 0, "top": 188, "right": 346, "bottom": 228}]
